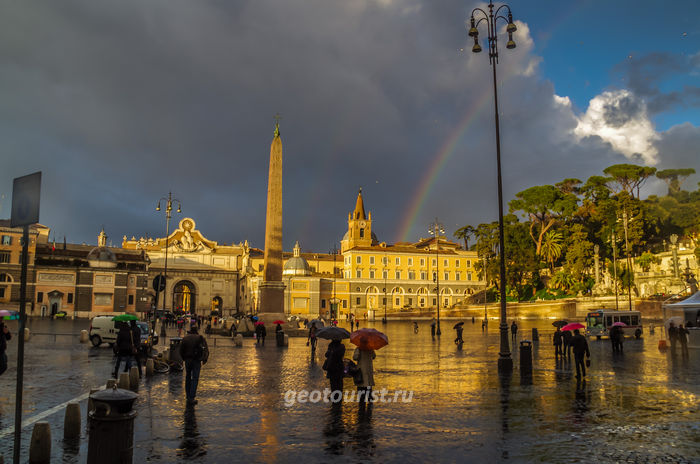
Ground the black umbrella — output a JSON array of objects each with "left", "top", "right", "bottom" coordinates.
[
  {"left": 315, "top": 326, "right": 351, "bottom": 340},
  {"left": 552, "top": 320, "right": 568, "bottom": 328},
  {"left": 453, "top": 322, "right": 465, "bottom": 329}
]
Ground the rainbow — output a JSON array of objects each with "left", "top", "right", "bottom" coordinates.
[{"left": 395, "top": 91, "right": 492, "bottom": 243}]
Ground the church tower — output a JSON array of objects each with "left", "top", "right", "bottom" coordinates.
[{"left": 341, "top": 189, "right": 374, "bottom": 252}]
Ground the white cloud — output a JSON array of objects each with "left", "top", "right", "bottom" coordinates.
[{"left": 574, "top": 90, "right": 659, "bottom": 164}]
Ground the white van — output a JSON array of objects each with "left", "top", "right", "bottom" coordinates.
[{"left": 89, "top": 315, "right": 119, "bottom": 347}]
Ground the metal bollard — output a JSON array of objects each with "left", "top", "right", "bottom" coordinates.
[
  {"left": 519, "top": 340, "right": 533, "bottom": 383},
  {"left": 283, "top": 334, "right": 289, "bottom": 347},
  {"left": 145, "top": 358, "right": 154, "bottom": 376},
  {"left": 118, "top": 373, "right": 130, "bottom": 389},
  {"left": 87, "top": 387, "right": 138, "bottom": 464},
  {"left": 532, "top": 328, "right": 539, "bottom": 342},
  {"left": 24, "top": 327, "right": 31, "bottom": 341},
  {"left": 64, "top": 402, "right": 81, "bottom": 440},
  {"left": 129, "top": 366, "right": 139, "bottom": 390},
  {"left": 80, "top": 330, "right": 89, "bottom": 343},
  {"left": 29, "top": 421, "right": 51, "bottom": 464}
]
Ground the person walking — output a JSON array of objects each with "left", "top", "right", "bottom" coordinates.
[
  {"left": 481, "top": 319, "right": 486, "bottom": 332},
  {"left": 0, "top": 322, "right": 11, "bottom": 376},
  {"left": 668, "top": 322, "right": 678, "bottom": 355},
  {"left": 350, "top": 319, "right": 354, "bottom": 331},
  {"left": 610, "top": 326, "right": 624, "bottom": 354},
  {"left": 179, "top": 325, "right": 209, "bottom": 406},
  {"left": 562, "top": 330, "right": 573, "bottom": 359},
  {"left": 130, "top": 320, "right": 143, "bottom": 377},
  {"left": 678, "top": 324, "right": 689, "bottom": 357},
  {"left": 430, "top": 318, "right": 437, "bottom": 339},
  {"left": 324, "top": 339, "right": 346, "bottom": 397},
  {"left": 510, "top": 321, "right": 518, "bottom": 343},
  {"left": 454, "top": 325, "right": 464, "bottom": 345},
  {"left": 353, "top": 348, "right": 375, "bottom": 403},
  {"left": 570, "top": 329, "right": 590, "bottom": 379},
  {"left": 255, "top": 322, "right": 267, "bottom": 346},
  {"left": 308, "top": 324, "right": 318, "bottom": 352},
  {"left": 553, "top": 327, "right": 563, "bottom": 357},
  {"left": 113, "top": 323, "right": 136, "bottom": 378}
]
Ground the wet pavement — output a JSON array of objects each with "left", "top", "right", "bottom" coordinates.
[{"left": 0, "top": 318, "right": 699, "bottom": 463}]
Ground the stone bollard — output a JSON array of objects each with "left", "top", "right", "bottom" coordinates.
[
  {"left": 29, "top": 421, "right": 51, "bottom": 464},
  {"left": 129, "top": 366, "right": 139, "bottom": 389},
  {"left": 519, "top": 340, "right": 533, "bottom": 384},
  {"left": 88, "top": 388, "right": 138, "bottom": 464},
  {"left": 80, "top": 330, "right": 89, "bottom": 343},
  {"left": 145, "top": 358, "right": 154, "bottom": 376},
  {"left": 163, "top": 348, "right": 170, "bottom": 362},
  {"left": 531, "top": 328, "right": 539, "bottom": 342},
  {"left": 64, "top": 402, "right": 81, "bottom": 440},
  {"left": 234, "top": 334, "right": 243, "bottom": 347},
  {"left": 283, "top": 334, "right": 289, "bottom": 347},
  {"left": 24, "top": 327, "right": 31, "bottom": 341},
  {"left": 118, "top": 373, "right": 130, "bottom": 389},
  {"left": 106, "top": 379, "right": 117, "bottom": 389}
]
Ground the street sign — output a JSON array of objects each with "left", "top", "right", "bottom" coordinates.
[
  {"left": 153, "top": 275, "right": 166, "bottom": 292},
  {"left": 10, "top": 172, "right": 41, "bottom": 227}
]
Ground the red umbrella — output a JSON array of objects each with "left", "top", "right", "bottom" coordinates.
[
  {"left": 350, "top": 328, "right": 388, "bottom": 351},
  {"left": 273, "top": 320, "right": 285, "bottom": 324},
  {"left": 561, "top": 322, "right": 585, "bottom": 331},
  {"left": 254, "top": 321, "right": 265, "bottom": 326}
]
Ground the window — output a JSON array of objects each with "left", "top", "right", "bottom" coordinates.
[
  {"left": 37, "top": 291, "right": 43, "bottom": 303},
  {"left": 444, "top": 272, "right": 449, "bottom": 281},
  {"left": 606, "top": 316, "right": 613, "bottom": 327},
  {"left": 432, "top": 298, "right": 436, "bottom": 305},
  {"left": 432, "top": 259, "right": 437, "bottom": 267},
  {"left": 395, "top": 257, "right": 400, "bottom": 265},
  {"left": 443, "top": 298, "right": 448, "bottom": 307},
  {"left": 421, "top": 271, "right": 427, "bottom": 280},
  {"left": 455, "top": 260, "right": 460, "bottom": 267},
  {"left": 0, "top": 252, "right": 10, "bottom": 264},
  {"left": 0, "top": 274, "right": 10, "bottom": 282},
  {"left": 383, "top": 270, "right": 388, "bottom": 279},
  {"left": 420, "top": 258, "right": 425, "bottom": 266},
  {"left": 456, "top": 272, "right": 461, "bottom": 281},
  {"left": 68, "top": 293, "right": 74, "bottom": 304},
  {"left": 94, "top": 293, "right": 112, "bottom": 306},
  {"left": 382, "top": 297, "right": 387, "bottom": 305},
  {"left": 356, "top": 256, "right": 362, "bottom": 264},
  {"left": 420, "top": 298, "right": 425, "bottom": 307},
  {"left": 408, "top": 298, "right": 412, "bottom": 305},
  {"left": 356, "top": 270, "right": 362, "bottom": 278},
  {"left": 1, "top": 235, "right": 11, "bottom": 245},
  {"left": 321, "top": 299, "right": 326, "bottom": 308},
  {"left": 369, "top": 270, "right": 375, "bottom": 279},
  {"left": 620, "top": 315, "right": 631, "bottom": 326},
  {"left": 356, "top": 297, "right": 361, "bottom": 305},
  {"left": 382, "top": 256, "right": 388, "bottom": 265},
  {"left": 369, "top": 256, "right": 375, "bottom": 264},
  {"left": 468, "top": 273, "right": 472, "bottom": 281},
  {"left": 343, "top": 300, "right": 347, "bottom": 309},
  {"left": 444, "top": 259, "right": 448, "bottom": 267},
  {"left": 395, "top": 298, "right": 400, "bottom": 305},
  {"left": 0, "top": 288, "right": 4, "bottom": 298},
  {"left": 128, "top": 294, "right": 134, "bottom": 305},
  {"left": 631, "top": 315, "right": 639, "bottom": 326},
  {"left": 408, "top": 271, "right": 416, "bottom": 280},
  {"left": 467, "top": 260, "right": 471, "bottom": 268},
  {"left": 432, "top": 272, "right": 437, "bottom": 281},
  {"left": 359, "top": 228, "right": 365, "bottom": 238},
  {"left": 408, "top": 258, "right": 413, "bottom": 266},
  {"left": 129, "top": 277, "right": 135, "bottom": 286},
  {"left": 395, "top": 271, "right": 401, "bottom": 279}
]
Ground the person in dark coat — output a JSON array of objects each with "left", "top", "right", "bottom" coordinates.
[
  {"left": 678, "top": 324, "right": 689, "bottom": 357},
  {"left": 0, "top": 322, "right": 11, "bottom": 376},
  {"left": 130, "top": 320, "right": 143, "bottom": 377},
  {"left": 510, "top": 321, "right": 518, "bottom": 343},
  {"left": 324, "top": 339, "right": 346, "bottom": 397},
  {"left": 562, "top": 330, "right": 573, "bottom": 359},
  {"left": 179, "top": 325, "right": 208, "bottom": 405},
  {"left": 255, "top": 322, "right": 267, "bottom": 346},
  {"left": 454, "top": 325, "right": 464, "bottom": 345},
  {"left": 668, "top": 322, "right": 678, "bottom": 355},
  {"left": 570, "top": 329, "right": 590, "bottom": 379},
  {"left": 610, "top": 326, "right": 624, "bottom": 353},
  {"left": 430, "top": 318, "right": 437, "bottom": 339},
  {"left": 553, "top": 328, "right": 563, "bottom": 357},
  {"left": 113, "top": 323, "right": 135, "bottom": 378},
  {"left": 308, "top": 324, "right": 317, "bottom": 352}
]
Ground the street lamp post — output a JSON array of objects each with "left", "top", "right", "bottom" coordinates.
[
  {"left": 429, "top": 218, "right": 444, "bottom": 336},
  {"left": 468, "top": 0, "right": 518, "bottom": 373},
  {"left": 383, "top": 250, "right": 388, "bottom": 323},
  {"left": 156, "top": 192, "right": 181, "bottom": 317},
  {"left": 622, "top": 209, "right": 633, "bottom": 310}
]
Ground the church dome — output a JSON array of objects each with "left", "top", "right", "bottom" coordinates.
[
  {"left": 87, "top": 247, "right": 117, "bottom": 268},
  {"left": 284, "top": 241, "right": 311, "bottom": 276}
]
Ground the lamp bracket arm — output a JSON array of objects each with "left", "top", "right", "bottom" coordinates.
[{"left": 494, "top": 4, "right": 511, "bottom": 18}]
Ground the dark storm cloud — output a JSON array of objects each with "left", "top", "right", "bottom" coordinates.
[
  {"left": 0, "top": 1, "right": 697, "bottom": 251},
  {"left": 602, "top": 93, "right": 644, "bottom": 128}
]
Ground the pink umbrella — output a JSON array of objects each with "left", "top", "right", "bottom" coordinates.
[
  {"left": 561, "top": 322, "right": 585, "bottom": 331},
  {"left": 611, "top": 322, "right": 627, "bottom": 327}
]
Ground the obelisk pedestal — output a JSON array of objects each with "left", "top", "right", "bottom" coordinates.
[{"left": 257, "top": 119, "right": 288, "bottom": 327}]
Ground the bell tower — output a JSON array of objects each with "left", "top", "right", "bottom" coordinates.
[{"left": 341, "top": 189, "right": 373, "bottom": 252}]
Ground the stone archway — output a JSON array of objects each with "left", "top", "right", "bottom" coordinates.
[
  {"left": 173, "top": 280, "right": 197, "bottom": 314},
  {"left": 48, "top": 290, "right": 63, "bottom": 316}
]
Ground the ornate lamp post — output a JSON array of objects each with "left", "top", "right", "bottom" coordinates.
[
  {"left": 468, "top": 0, "right": 518, "bottom": 373},
  {"left": 383, "top": 250, "right": 388, "bottom": 323},
  {"left": 155, "top": 192, "right": 181, "bottom": 315},
  {"left": 429, "top": 218, "right": 445, "bottom": 336}
]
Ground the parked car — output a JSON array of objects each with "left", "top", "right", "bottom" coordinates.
[{"left": 54, "top": 310, "right": 68, "bottom": 319}]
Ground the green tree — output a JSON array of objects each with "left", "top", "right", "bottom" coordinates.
[
  {"left": 551, "top": 270, "right": 575, "bottom": 292},
  {"left": 454, "top": 225, "right": 476, "bottom": 250},
  {"left": 603, "top": 164, "right": 657, "bottom": 199},
  {"left": 656, "top": 168, "right": 696, "bottom": 195},
  {"left": 563, "top": 223, "right": 594, "bottom": 283},
  {"left": 636, "top": 251, "right": 661, "bottom": 272},
  {"left": 540, "top": 230, "right": 563, "bottom": 273}
]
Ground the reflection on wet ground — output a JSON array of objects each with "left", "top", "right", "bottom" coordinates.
[{"left": 0, "top": 318, "right": 698, "bottom": 463}]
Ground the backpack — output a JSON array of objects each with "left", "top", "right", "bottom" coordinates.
[{"left": 193, "top": 335, "right": 209, "bottom": 364}]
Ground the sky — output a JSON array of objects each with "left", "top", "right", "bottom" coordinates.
[{"left": 1, "top": 0, "right": 699, "bottom": 252}]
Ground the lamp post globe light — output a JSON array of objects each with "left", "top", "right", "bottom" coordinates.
[
  {"left": 468, "top": 0, "right": 518, "bottom": 374},
  {"left": 429, "top": 218, "right": 445, "bottom": 336},
  {"left": 155, "top": 192, "right": 181, "bottom": 317}
]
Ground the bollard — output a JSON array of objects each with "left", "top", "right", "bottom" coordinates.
[
  {"left": 118, "top": 373, "right": 130, "bottom": 389},
  {"left": 29, "top": 421, "right": 51, "bottom": 464},
  {"left": 64, "top": 402, "right": 81, "bottom": 440},
  {"left": 169, "top": 338, "right": 183, "bottom": 363},
  {"left": 129, "top": 366, "right": 139, "bottom": 389},
  {"left": 24, "top": 327, "right": 31, "bottom": 341},
  {"left": 519, "top": 340, "right": 533, "bottom": 383},
  {"left": 163, "top": 348, "right": 170, "bottom": 362},
  {"left": 145, "top": 358, "right": 154, "bottom": 376},
  {"left": 88, "top": 388, "right": 138, "bottom": 464},
  {"left": 80, "top": 330, "right": 89, "bottom": 343},
  {"left": 106, "top": 379, "right": 117, "bottom": 389},
  {"left": 283, "top": 334, "right": 289, "bottom": 347},
  {"left": 532, "top": 328, "right": 539, "bottom": 342},
  {"left": 234, "top": 334, "right": 243, "bottom": 347}
]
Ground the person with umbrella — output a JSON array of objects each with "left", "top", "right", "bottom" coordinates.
[
  {"left": 255, "top": 321, "right": 267, "bottom": 346},
  {"left": 562, "top": 329, "right": 573, "bottom": 360},
  {"left": 570, "top": 328, "right": 590, "bottom": 379},
  {"left": 350, "top": 328, "right": 388, "bottom": 403},
  {"left": 610, "top": 323, "right": 625, "bottom": 354},
  {"left": 553, "top": 327, "right": 563, "bottom": 357},
  {"left": 453, "top": 322, "right": 464, "bottom": 345},
  {"left": 317, "top": 326, "right": 351, "bottom": 398},
  {"left": 113, "top": 322, "right": 136, "bottom": 378},
  {"left": 0, "top": 321, "right": 11, "bottom": 376}
]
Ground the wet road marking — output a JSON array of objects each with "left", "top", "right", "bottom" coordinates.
[{"left": 0, "top": 391, "right": 92, "bottom": 438}]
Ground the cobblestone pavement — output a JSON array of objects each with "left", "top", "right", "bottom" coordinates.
[{"left": 0, "top": 318, "right": 698, "bottom": 463}]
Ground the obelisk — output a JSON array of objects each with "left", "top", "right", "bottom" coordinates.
[{"left": 257, "top": 116, "right": 286, "bottom": 325}]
